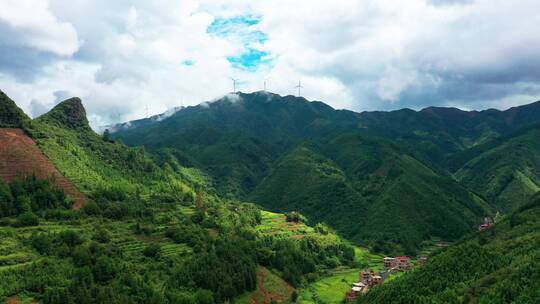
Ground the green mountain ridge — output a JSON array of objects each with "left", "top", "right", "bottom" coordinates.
[{"left": 111, "top": 91, "right": 540, "bottom": 254}]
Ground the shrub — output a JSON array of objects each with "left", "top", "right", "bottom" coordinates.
[
  {"left": 143, "top": 244, "right": 161, "bottom": 258},
  {"left": 286, "top": 211, "right": 307, "bottom": 223},
  {"left": 195, "top": 289, "right": 214, "bottom": 304},
  {"left": 57, "top": 230, "right": 83, "bottom": 247},
  {"left": 93, "top": 228, "right": 111, "bottom": 243},
  {"left": 30, "top": 233, "right": 54, "bottom": 255},
  {"left": 16, "top": 211, "right": 39, "bottom": 227},
  {"left": 81, "top": 202, "right": 101, "bottom": 216}
]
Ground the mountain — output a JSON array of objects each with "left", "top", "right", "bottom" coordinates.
[
  {"left": 112, "top": 93, "right": 540, "bottom": 195},
  {"left": 110, "top": 91, "right": 540, "bottom": 254},
  {"left": 37, "top": 97, "right": 91, "bottom": 131},
  {"left": 355, "top": 101, "right": 540, "bottom": 167},
  {"left": 363, "top": 193, "right": 540, "bottom": 303},
  {"left": 250, "top": 135, "right": 491, "bottom": 254},
  {"left": 451, "top": 124, "right": 540, "bottom": 211},
  {"left": 0, "top": 90, "right": 360, "bottom": 304},
  {"left": 0, "top": 92, "right": 88, "bottom": 208},
  {"left": 112, "top": 92, "right": 360, "bottom": 197}
]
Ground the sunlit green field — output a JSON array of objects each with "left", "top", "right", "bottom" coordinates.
[{"left": 296, "top": 246, "right": 384, "bottom": 304}]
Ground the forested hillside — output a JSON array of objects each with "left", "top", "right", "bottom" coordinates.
[
  {"left": 0, "top": 91, "right": 359, "bottom": 303},
  {"left": 363, "top": 194, "right": 540, "bottom": 303},
  {"left": 112, "top": 92, "right": 359, "bottom": 197},
  {"left": 250, "top": 135, "right": 490, "bottom": 255},
  {"left": 112, "top": 92, "right": 540, "bottom": 254},
  {"left": 453, "top": 124, "right": 540, "bottom": 211}
]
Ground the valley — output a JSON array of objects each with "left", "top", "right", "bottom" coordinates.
[{"left": 2, "top": 89, "right": 540, "bottom": 303}]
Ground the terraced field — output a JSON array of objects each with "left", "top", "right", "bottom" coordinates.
[{"left": 256, "top": 211, "right": 315, "bottom": 238}]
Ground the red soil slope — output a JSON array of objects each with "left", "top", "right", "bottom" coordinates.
[{"left": 0, "top": 128, "right": 88, "bottom": 209}]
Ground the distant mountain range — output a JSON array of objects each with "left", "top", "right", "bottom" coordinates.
[{"left": 110, "top": 91, "right": 540, "bottom": 254}]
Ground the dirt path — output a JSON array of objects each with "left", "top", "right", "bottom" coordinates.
[{"left": 0, "top": 128, "right": 88, "bottom": 209}]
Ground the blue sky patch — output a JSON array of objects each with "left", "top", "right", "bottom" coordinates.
[
  {"left": 207, "top": 15, "right": 261, "bottom": 37},
  {"left": 207, "top": 15, "right": 271, "bottom": 72},
  {"left": 182, "top": 60, "right": 195, "bottom": 66},
  {"left": 227, "top": 48, "right": 271, "bottom": 71}
]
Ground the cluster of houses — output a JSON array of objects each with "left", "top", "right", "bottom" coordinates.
[
  {"left": 345, "top": 255, "right": 429, "bottom": 301},
  {"left": 345, "top": 270, "right": 384, "bottom": 302},
  {"left": 478, "top": 217, "right": 493, "bottom": 232}
]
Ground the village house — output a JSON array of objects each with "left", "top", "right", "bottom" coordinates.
[
  {"left": 360, "top": 269, "right": 385, "bottom": 287},
  {"left": 345, "top": 270, "right": 385, "bottom": 301},
  {"left": 383, "top": 256, "right": 411, "bottom": 271},
  {"left": 360, "top": 269, "right": 375, "bottom": 285},
  {"left": 346, "top": 282, "right": 366, "bottom": 302},
  {"left": 372, "top": 275, "right": 383, "bottom": 285},
  {"left": 395, "top": 256, "right": 411, "bottom": 271},
  {"left": 383, "top": 257, "right": 396, "bottom": 269},
  {"left": 418, "top": 256, "right": 428, "bottom": 266}
]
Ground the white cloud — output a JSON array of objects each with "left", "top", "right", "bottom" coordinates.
[
  {"left": 1, "top": 0, "right": 540, "bottom": 129},
  {"left": 0, "top": 0, "right": 79, "bottom": 56}
]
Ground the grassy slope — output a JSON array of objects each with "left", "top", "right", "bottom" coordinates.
[
  {"left": 251, "top": 135, "right": 491, "bottom": 254},
  {"left": 363, "top": 194, "right": 540, "bottom": 303},
  {"left": 32, "top": 101, "right": 200, "bottom": 200},
  {"left": 454, "top": 125, "right": 540, "bottom": 211}
]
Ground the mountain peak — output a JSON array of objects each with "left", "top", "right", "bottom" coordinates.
[
  {"left": 0, "top": 89, "right": 31, "bottom": 128},
  {"left": 39, "top": 97, "right": 90, "bottom": 131}
]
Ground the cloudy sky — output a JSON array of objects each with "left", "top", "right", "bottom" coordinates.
[{"left": 1, "top": 0, "right": 540, "bottom": 128}]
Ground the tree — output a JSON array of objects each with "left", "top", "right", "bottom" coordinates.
[
  {"left": 143, "top": 243, "right": 161, "bottom": 258},
  {"left": 102, "top": 129, "right": 112, "bottom": 142},
  {"left": 195, "top": 289, "right": 214, "bottom": 304},
  {"left": 291, "top": 290, "right": 298, "bottom": 302},
  {"left": 17, "top": 211, "right": 39, "bottom": 226}
]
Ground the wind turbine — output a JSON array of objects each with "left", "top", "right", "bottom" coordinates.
[
  {"left": 145, "top": 104, "right": 149, "bottom": 118},
  {"left": 231, "top": 77, "right": 239, "bottom": 93},
  {"left": 295, "top": 80, "right": 303, "bottom": 97},
  {"left": 264, "top": 78, "right": 269, "bottom": 91}
]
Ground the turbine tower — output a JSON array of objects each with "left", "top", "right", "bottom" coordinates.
[
  {"left": 264, "top": 78, "right": 269, "bottom": 91},
  {"left": 145, "top": 104, "right": 149, "bottom": 118},
  {"left": 295, "top": 80, "right": 303, "bottom": 97},
  {"left": 231, "top": 77, "right": 239, "bottom": 93}
]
